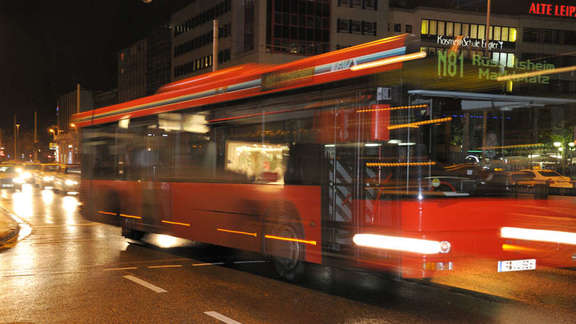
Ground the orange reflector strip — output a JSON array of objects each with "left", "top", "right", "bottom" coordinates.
[
  {"left": 388, "top": 117, "right": 452, "bottom": 130},
  {"left": 264, "top": 235, "right": 317, "bottom": 246},
  {"left": 501, "top": 244, "right": 542, "bottom": 253},
  {"left": 217, "top": 228, "right": 257, "bottom": 237},
  {"left": 119, "top": 213, "right": 142, "bottom": 220},
  {"left": 98, "top": 211, "right": 116, "bottom": 216},
  {"left": 161, "top": 220, "right": 190, "bottom": 227},
  {"left": 366, "top": 161, "right": 436, "bottom": 167}
]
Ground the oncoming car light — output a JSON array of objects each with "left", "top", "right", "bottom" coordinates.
[
  {"left": 501, "top": 227, "right": 576, "bottom": 245},
  {"left": 65, "top": 179, "right": 78, "bottom": 186},
  {"left": 43, "top": 176, "right": 54, "bottom": 182},
  {"left": 353, "top": 234, "right": 451, "bottom": 254}
]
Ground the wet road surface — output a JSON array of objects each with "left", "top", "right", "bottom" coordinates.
[{"left": 1, "top": 185, "right": 576, "bottom": 323}]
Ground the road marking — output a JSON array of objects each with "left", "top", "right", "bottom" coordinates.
[
  {"left": 147, "top": 264, "right": 183, "bottom": 269},
  {"left": 233, "top": 260, "right": 268, "bottom": 264},
  {"left": 204, "top": 311, "right": 242, "bottom": 324},
  {"left": 123, "top": 275, "right": 167, "bottom": 293},
  {"left": 192, "top": 262, "right": 225, "bottom": 267},
  {"left": 104, "top": 267, "right": 138, "bottom": 271}
]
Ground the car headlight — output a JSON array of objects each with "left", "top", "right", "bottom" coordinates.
[
  {"left": 43, "top": 176, "right": 54, "bottom": 182},
  {"left": 21, "top": 171, "right": 31, "bottom": 179},
  {"left": 13, "top": 177, "right": 25, "bottom": 184},
  {"left": 65, "top": 179, "right": 78, "bottom": 186}
]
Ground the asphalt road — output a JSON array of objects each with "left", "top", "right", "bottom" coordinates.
[{"left": 1, "top": 185, "right": 576, "bottom": 323}]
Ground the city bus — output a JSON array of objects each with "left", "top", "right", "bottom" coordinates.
[{"left": 74, "top": 34, "right": 576, "bottom": 280}]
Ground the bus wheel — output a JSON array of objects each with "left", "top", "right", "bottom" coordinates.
[
  {"left": 265, "top": 222, "right": 306, "bottom": 282},
  {"left": 121, "top": 219, "right": 145, "bottom": 241}
]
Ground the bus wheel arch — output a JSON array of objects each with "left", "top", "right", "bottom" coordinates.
[{"left": 262, "top": 201, "right": 307, "bottom": 282}]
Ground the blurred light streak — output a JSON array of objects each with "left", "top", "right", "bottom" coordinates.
[
  {"left": 480, "top": 143, "right": 544, "bottom": 150},
  {"left": 356, "top": 104, "right": 428, "bottom": 113},
  {"left": 496, "top": 65, "right": 576, "bottom": 81},
  {"left": 388, "top": 117, "right": 452, "bottom": 130},
  {"left": 62, "top": 196, "right": 79, "bottom": 226},
  {"left": 350, "top": 51, "right": 427, "bottom": 71},
  {"left": 353, "top": 234, "right": 451, "bottom": 254},
  {"left": 366, "top": 161, "right": 436, "bottom": 167},
  {"left": 12, "top": 191, "right": 34, "bottom": 219},
  {"left": 41, "top": 190, "right": 54, "bottom": 205},
  {"left": 217, "top": 228, "right": 257, "bottom": 237},
  {"left": 501, "top": 227, "right": 576, "bottom": 245}
]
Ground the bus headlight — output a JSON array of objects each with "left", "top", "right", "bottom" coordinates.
[{"left": 353, "top": 233, "right": 451, "bottom": 254}]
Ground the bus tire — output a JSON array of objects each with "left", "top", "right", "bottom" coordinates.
[{"left": 262, "top": 202, "right": 306, "bottom": 282}]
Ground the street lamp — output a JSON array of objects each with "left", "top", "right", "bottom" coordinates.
[{"left": 15, "top": 123, "right": 20, "bottom": 161}]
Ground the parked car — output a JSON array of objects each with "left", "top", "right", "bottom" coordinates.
[
  {"left": 34, "top": 163, "right": 60, "bottom": 189},
  {"left": 53, "top": 164, "right": 80, "bottom": 195}
]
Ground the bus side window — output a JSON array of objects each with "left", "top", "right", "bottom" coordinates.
[{"left": 284, "top": 144, "right": 322, "bottom": 185}]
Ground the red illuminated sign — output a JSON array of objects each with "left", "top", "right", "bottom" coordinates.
[{"left": 529, "top": 2, "right": 576, "bottom": 17}]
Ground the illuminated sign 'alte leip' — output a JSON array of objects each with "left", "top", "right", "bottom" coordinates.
[{"left": 529, "top": 2, "right": 576, "bottom": 17}]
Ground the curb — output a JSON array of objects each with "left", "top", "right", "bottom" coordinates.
[{"left": 0, "top": 209, "right": 21, "bottom": 250}]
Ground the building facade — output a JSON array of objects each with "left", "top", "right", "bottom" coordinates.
[
  {"left": 118, "top": 25, "right": 173, "bottom": 102},
  {"left": 388, "top": 5, "right": 576, "bottom": 95},
  {"left": 170, "top": 0, "right": 391, "bottom": 80},
  {"left": 55, "top": 87, "right": 94, "bottom": 164}
]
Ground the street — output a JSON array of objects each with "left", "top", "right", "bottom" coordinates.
[{"left": 1, "top": 185, "right": 576, "bottom": 323}]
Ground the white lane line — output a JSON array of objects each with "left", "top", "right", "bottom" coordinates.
[
  {"left": 147, "top": 264, "right": 183, "bottom": 269},
  {"left": 123, "top": 275, "right": 167, "bottom": 293},
  {"left": 233, "top": 260, "right": 268, "bottom": 264},
  {"left": 104, "top": 267, "right": 138, "bottom": 271},
  {"left": 204, "top": 311, "right": 242, "bottom": 324},
  {"left": 192, "top": 262, "right": 225, "bottom": 267}
]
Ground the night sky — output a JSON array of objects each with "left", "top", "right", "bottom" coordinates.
[{"left": 0, "top": 0, "right": 190, "bottom": 139}]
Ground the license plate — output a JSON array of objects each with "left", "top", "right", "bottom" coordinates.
[{"left": 498, "top": 259, "right": 536, "bottom": 272}]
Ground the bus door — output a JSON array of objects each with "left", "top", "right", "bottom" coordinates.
[
  {"left": 323, "top": 143, "right": 362, "bottom": 266},
  {"left": 320, "top": 99, "right": 365, "bottom": 267}
]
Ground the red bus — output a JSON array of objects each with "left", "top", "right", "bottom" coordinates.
[{"left": 74, "top": 34, "right": 576, "bottom": 280}]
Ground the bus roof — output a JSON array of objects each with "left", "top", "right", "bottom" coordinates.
[{"left": 73, "top": 34, "right": 417, "bottom": 128}]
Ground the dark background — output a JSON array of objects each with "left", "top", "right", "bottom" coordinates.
[{"left": 0, "top": 0, "right": 190, "bottom": 137}]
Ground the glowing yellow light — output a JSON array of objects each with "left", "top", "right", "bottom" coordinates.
[
  {"left": 218, "top": 228, "right": 257, "bottom": 237},
  {"left": 501, "top": 227, "right": 576, "bottom": 245},
  {"left": 388, "top": 117, "right": 452, "bottom": 130},
  {"left": 353, "top": 233, "right": 450, "bottom": 254},
  {"left": 350, "top": 51, "right": 427, "bottom": 71},
  {"left": 496, "top": 65, "right": 576, "bottom": 82},
  {"left": 264, "top": 234, "right": 317, "bottom": 245},
  {"left": 366, "top": 161, "right": 436, "bottom": 167},
  {"left": 356, "top": 104, "right": 428, "bottom": 113},
  {"left": 161, "top": 220, "right": 190, "bottom": 227}
]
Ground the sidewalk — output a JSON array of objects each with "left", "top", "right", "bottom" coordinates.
[{"left": 0, "top": 210, "right": 19, "bottom": 249}]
